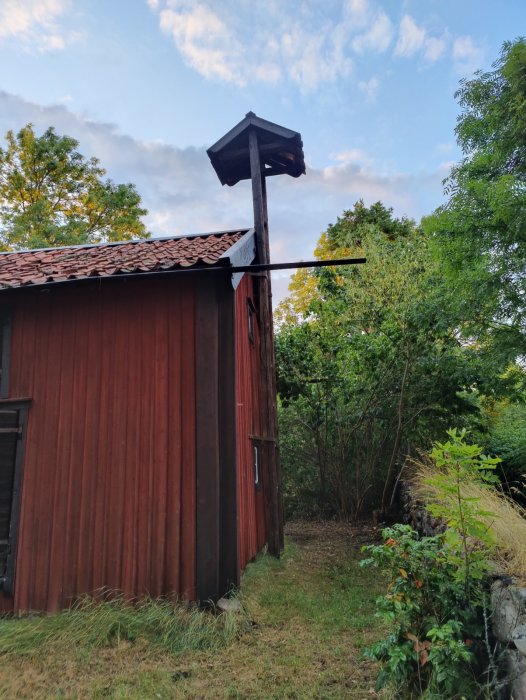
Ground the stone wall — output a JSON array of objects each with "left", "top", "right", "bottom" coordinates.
[
  {"left": 399, "top": 480, "right": 445, "bottom": 537},
  {"left": 492, "top": 579, "right": 526, "bottom": 699}
]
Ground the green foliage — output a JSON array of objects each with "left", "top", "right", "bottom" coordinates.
[
  {"left": 362, "top": 433, "right": 500, "bottom": 697},
  {"left": 326, "top": 200, "right": 414, "bottom": 249},
  {"left": 426, "top": 429, "right": 499, "bottom": 601},
  {"left": 362, "top": 525, "right": 489, "bottom": 699},
  {"left": 278, "top": 396, "right": 331, "bottom": 519},
  {"left": 277, "top": 201, "right": 491, "bottom": 519},
  {"left": 485, "top": 401, "right": 526, "bottom": 489},
  {"left": 423, "top": 38, "right": 526, "bottom": 356},
  {"left": 0, "top": 124, "right": 148, "bottom": 250}
]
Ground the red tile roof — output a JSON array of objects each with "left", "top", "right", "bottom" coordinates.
[{"left": 0, "top": 230, "right": 248, "bottom": 289}]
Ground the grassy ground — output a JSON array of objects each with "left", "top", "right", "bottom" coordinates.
[{"left": 0, "top": 521, "right": 386, "bottom": 699}]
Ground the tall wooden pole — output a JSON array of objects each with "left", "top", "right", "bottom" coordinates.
[{"left": 248, "top": 129, "right": 283, "bottom": 556}]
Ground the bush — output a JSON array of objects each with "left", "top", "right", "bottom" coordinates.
[
  {"left": 361, "top": 525, "right": 489, "bottom": 698},
  {"left": 362, "top": 430, "right": 500, "bottom": 697}
]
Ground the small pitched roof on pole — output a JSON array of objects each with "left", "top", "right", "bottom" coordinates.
[{"left": 207, "top": 112, "right": 305, "bottom": 186}]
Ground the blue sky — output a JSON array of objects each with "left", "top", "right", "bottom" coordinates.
[{"left": 0, "top": 0, "right": 524, "bottom": 300}]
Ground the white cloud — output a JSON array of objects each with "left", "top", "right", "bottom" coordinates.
[
  {"left": 147, "top": 1, "right": 361, "bottom": 91},
  {"left": 282, "top": 24, "right": 353, "bottom": 91},
  {"left": 352, "top": 12, "right": 392, "bottom": 54},
  {"left": 453, "top": 36, "right": 484, "bottom": 75},
  {"left": 0, "top": 0, "right": 75, "bottom": 51},
  {"left": 345, "top": 0, "right": 369, "bottom": 29},
  {"left": 424, "top": 36, "right": 446, "bottom": 62},
  {"left": 159, "top": 6, "right": 246, "bottom": 85},
  {"left": 394, "top": 15, "right": 425, "bottom": 57},
  {"left": 332, "top": 149, "right": 374, "bottom": 166},
  {"left": 151, "top": 1, "right": 480, "bottom": 90},
  {"left": 358, "top": 76, "right": 379, "bottom": 99},
  {"left": 39, "top": 33, "right": 65, "bottom": 50},
  {"left": 317, "top": 159, "right": 412, "bottom": 206},
  {"left": 254, "top": 62, "right": 282, "bottom": 84},
  {"left": 394, "top": 15, "right": 448, "bottom": 65}
]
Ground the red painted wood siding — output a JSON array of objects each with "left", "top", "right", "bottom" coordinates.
[
  {"left": 0, "top": 276, "right": 197, "bottom": 612},
  {"left": 235, "top": 275, "right": 266, "bottom": 569}
]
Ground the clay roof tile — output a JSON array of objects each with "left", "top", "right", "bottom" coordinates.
[{"left": 0, "top": 230, "right": 247, "bottom": 289}]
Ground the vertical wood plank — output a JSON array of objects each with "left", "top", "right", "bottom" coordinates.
[
  {"left": 164, "top": 286, "right": 183, "bottom": 594},
  {"left": 217, "top": 277, "right": 238, "bottom": 592},
  {"left": 195, "top": 279, "right": 220, "bottom": 602},
  {"left": 180, "top": 284, "right": 196, "bottom": 600}
]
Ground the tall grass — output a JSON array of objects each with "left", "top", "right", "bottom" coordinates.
[
  {"left": 412, "top": 462, "right": 526, "bottom": 579},
  {"left": 0, "top": 595, "right": 246, "bottom": 657}
]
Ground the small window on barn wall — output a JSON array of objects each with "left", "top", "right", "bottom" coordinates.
[
  {"left": 0, "top": 313, "right": 11, "bottom": 398},
  {"left": 247, "top": 299, "right": 256, "bottom": 345},
  {"left": 0, "top": 403, "right": 28, "bottom": 597},
  {"left": 252, "top": 441, "right": 261, "bottom": 490}
]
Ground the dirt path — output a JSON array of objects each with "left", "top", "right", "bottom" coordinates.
[{"left": 0, "top": 522, "right": 386, "bottom": 699}]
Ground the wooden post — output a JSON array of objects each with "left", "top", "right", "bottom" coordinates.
[
  {"left": 248, "top": 129, "right": 283, "bottom": 556},
  {"left": 248, "top": 130, "right": 269, "bottom": 265}
]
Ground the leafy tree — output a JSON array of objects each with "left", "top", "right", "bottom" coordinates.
[
  {"left": 423, "top": 38, "right": 526, "bottom": 353},
  {"left": 277, "top": 202, "right": 487, "bottom": 519},
  {"left": 276, "top": 201, "right": 414, "bottom": 325},
  {"left": 0, "top": 124, "right": 148, "bottom": 250}
]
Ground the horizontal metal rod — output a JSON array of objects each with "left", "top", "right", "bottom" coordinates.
[
  {"left": 1, "top": 257, "right": 367, "bottom": 294},
  {"left": 228, "top": 257, "right": 366, "bottom": 273}
]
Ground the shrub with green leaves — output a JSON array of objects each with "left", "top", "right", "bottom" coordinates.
[
  {"left": 362, "top": 525, "right": 486, "bottom": 698},
  {"left": 362, "top": 431, "right": 499, "bottom": 698},
  {"left": 426, "top": 428, "right": 500, "bottom": 603}
]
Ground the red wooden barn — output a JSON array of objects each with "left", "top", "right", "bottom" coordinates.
[
  {"left": 0, "top": 229, "right": 268, "bottom": 611},
  {"left": 0, "top": 113, "right": 306, "bottom": 612}
]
